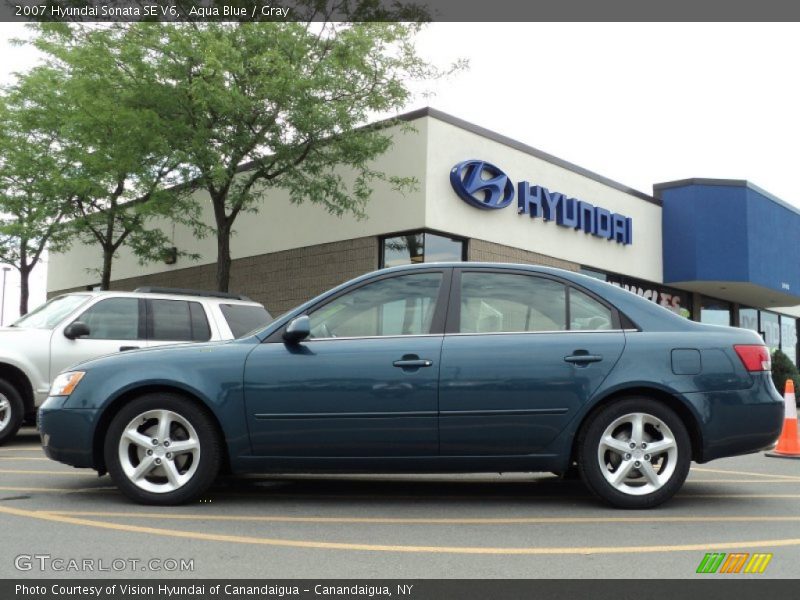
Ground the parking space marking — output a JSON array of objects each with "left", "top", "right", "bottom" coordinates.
[
  {"left": 0, "top": 468, "right": 97, "bottom": 477},
  {"left": 692, "top": 467, "right": 800, "bottom": 481},
  {"left": 1, "top": 505, "right": 800, "bottom": 555},
  {"left": 41, "top": 511, "right": 800, "bottom": 525},
  {"left": 686, "top": 479, "right": 800, "bottom": 483},
  {"left": 0, "top": 486, "right": 75, "bottom": 493},
  {"left": 0, "top": 457, "right": 52, "bottom": 461},
  {"left": 0, "top": 447, "right": 43, "bottom": 453}
]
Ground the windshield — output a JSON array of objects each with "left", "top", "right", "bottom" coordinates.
[{"left": 11, "top": 294, "right": 91, "bottom": 330}]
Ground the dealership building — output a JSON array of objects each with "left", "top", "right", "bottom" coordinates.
[{"left": 47, "top": 107, "right": 800, "bottom": 365}]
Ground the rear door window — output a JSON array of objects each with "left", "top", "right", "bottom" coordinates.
[
  {"left": 148, "top": 299, "right": 211, "bottom": 342},
  {"left": 459, "top": 272, "right": 567, "bottom": 333}
]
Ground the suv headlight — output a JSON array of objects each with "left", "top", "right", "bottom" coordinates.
[{"left": 50, "top": 371, "right": 86, "bottom": 397}]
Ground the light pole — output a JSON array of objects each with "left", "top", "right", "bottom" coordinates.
[{"left": 0, "top": 267, "right": 10, "bottom": 327}]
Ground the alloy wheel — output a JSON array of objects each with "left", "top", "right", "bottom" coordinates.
[
  {"left": 117, "top": 409, "right": 201, "bottom": 494},
  {"left": 596, "top": 412, "right": 678, "bottom": 496}
]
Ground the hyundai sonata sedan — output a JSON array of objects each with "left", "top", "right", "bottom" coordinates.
[{"left": 38, "top": 263, "right": 784, "bottom": 508}]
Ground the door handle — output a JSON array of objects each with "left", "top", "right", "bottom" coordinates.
[
  {"left": 393, "top": 358, "right": 433, "bottom": 369},
  {"left": 119, "top": 346, "right": 140, "bottom": 352},
  {"left": 564, "top": 353, "right": 603, "bottom": 364}
]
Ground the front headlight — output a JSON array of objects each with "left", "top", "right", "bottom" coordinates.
[{"left": 49, "top": 371, "right": 86, "bottom": 397}]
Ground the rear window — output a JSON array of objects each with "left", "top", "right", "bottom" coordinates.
[{"left": 220, "top": 304, "right": 272, "bottom": 338}]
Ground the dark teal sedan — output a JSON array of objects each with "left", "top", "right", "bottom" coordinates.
[{"left": 38, "top": 263, "right": 784, "bottom": 508}]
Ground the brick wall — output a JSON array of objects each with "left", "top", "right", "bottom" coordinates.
[
  {"left": 50, "top": 236, "right": 577, "bottom": 314},
  {"left": 467, "top": 238, "right": 580, "bottom": 271},
  {"left": 50, "top": 237, "right": 379, "bottom": 316}
]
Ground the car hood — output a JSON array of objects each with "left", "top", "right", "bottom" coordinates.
[
  {"left": 0, "top": 327, "right": 53, "bottom": 355},
  {"left": 68, "top": 338, "right": 245, "bottom": 372}
]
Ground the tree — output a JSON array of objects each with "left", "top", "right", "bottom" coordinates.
[
  {"left": 30, "top": 24, "right": 203, "bottom": 290},
  {"left": 88, "top": 19, "right": 459, "bottom": 291},
  {"left": 0, "top": 77, "right": 74, "bottom": 315}
]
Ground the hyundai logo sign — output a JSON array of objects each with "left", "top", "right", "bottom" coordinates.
[
  {"left": 449, "top": 160, "right": 515, "bottom": 210},
  {"left": 449, "top": 160, "right": 633, "bottom": 245}
]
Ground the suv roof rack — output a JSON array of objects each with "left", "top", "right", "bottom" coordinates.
[{"left": 132, "top": 287, "right": 252, "bottom": 301}]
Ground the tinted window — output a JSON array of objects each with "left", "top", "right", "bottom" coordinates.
[
  {"left": 150, "top": 299, "right": 210, "bottom": 342},
  {"left": 77, "top": 298, "right": 140, "bottom": 340},
  {"left": 220, "top": 304, "right": 272, "bottom": 338},
  {"left": 570, "top": 289, "right": 614, "bottom": 330},
  {"left": 460, "top": 273, "right": 566, "bottom": 333},
  {"left": 308, "top": 273, "right": 442, "bottom": 339},
  {"left": 190, "top": 302, "right": 212, "bottom": 341}
]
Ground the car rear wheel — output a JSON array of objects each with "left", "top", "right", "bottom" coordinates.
[
  {"left": 104, "top": 393, "right": 222, "bottom": 505},
  {"left": 578, "top": 397, "right": 691, "bottom": 509},
  {"left": 0, "top": 379, "right": 24, "bottom": 446}
]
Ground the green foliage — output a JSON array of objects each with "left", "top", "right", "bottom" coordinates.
[
  {"left": 8, "top": 17, "right": 462, "bottom": 293},
  {"left": 69, "top": 20, "right": 463, "bottom": 290},
  {"left": 770, "top": 348, "right": 800, "bottom": 398},
  {"left": 21, "top": 23, "right": 206, "bottom": 289},
  {"left": 0, "top": 82, "right": 75, "bottom": 313}
]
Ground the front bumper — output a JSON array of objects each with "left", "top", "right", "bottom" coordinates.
[{"left": 38, "top": 397, "right": 98, "bottom": 469}]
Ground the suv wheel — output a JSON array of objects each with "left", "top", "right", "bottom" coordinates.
[
  {"left": 0, "top": 379, "right": 24, "bottom": 446},
  {"left": 104, "top": 393, "right": 222, "bottom": 505},
  {"left": 578, "top": 397, "right": 691, "bottom": 509}
]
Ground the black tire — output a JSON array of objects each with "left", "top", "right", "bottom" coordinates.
[
  {"left": 104, "top": 393, "right": 222, "bottom": 505},
  {"left": 577, "top": 397, "right": 691, "bottom": 509},
  {"left": 0, "top": 379, "right": 25, "bottom": 446}
]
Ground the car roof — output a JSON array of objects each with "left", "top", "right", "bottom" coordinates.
[{"left": 61, "top": 290, "right": 263, "bottom": 306}]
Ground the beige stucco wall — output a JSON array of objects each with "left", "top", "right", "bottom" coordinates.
[{"left": 424, "top": 117, "right": 663, "bottom": 282}]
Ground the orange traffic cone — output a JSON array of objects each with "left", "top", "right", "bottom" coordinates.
[{"left": 766, "top": 379, "right": 800, "bottom": 459}]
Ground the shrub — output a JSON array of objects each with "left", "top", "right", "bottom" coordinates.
[{"left": 770, "top": 349, "right": 800, "bottom": 400}]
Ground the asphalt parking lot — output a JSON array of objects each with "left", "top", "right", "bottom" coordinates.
[{"left": 1, "top": 427, "right": 799, "bottom": 579}]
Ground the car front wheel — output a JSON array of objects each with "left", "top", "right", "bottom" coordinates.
[
  {"left": 578, "top": 397, "right": 691, "bottom": 509},
  {"left": 104, "top": 393, "right": 222, "bottom": 505}
]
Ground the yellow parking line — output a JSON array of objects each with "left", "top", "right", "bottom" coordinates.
[
  {"left": 692, "top": 467, "right": 800, "bottom": 481},
  {"left": 686, "top": 479, "right": 800, "bottom": 483},
  {"left": 0, "top": 447, "right": 42, "bottom": 453},
  {"left": 0, "top": 486, "right": 74, "bottom": 492},
  {"left": 683, "top": 493, "right": 800, "bottom": 499},
  {"left": 41, "top": 511, "right": 800, "bottom": 526},
  {"left": 0, "top": 457, "right": 51, "bottom": 462},
  {"left": 1, "top": 505, "right": 799, "bottom": 555},
  {"left": 0, "top": 468, "right": 94, "bottom": 477}
]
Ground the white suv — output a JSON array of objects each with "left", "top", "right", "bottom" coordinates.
[{"left": 0, "top": 287, "right": 271, "bottom": 445}]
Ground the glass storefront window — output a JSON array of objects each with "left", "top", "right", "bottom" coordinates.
[
  {"left": 780, "top": 315, "right": 798, "bottom": 364},
  {"left": 381, "top": 231, "right": 465, "bottom": 268},
  {"left": 760, "top": 311, "right": 780, "bottom": 352},
  {"left": 700, "top": 297, "right": 731, "bottom": 326},
  {"left": 739, "top": 307, "right": 759, "bottom": 333},
  {"left": 579, "top": 268, "right": 692, "bottom": 319}
]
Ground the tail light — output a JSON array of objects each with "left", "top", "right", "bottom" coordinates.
[{"left": 734, "top": 345, "right": 771, "bottom": 372}]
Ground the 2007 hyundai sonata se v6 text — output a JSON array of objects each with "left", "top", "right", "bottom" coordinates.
[{"left": 38, "top": 263, "right": 784, "bottom": 509}]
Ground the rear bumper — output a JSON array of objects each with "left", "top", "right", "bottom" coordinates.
[
  {"left": 687, "top": 374, "right": 785, "bottom": 463},
  {"left": 38, "top": 398, "right": 97, "bottom": 469}
]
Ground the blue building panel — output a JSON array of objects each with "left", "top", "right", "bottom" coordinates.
[{"left": 659, "top": 180, "right": 800, "bottom": 302}]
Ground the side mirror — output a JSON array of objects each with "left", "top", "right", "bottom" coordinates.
[
  {"left": 282, "top": 315, "right": 310, "bottom": 344},
  {"left": 63, "top": 321, "right": 90, "bottom": 340}
]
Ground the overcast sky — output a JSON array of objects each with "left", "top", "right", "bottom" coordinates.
[{"left": 1, "top": 22, "right": 799, "bottom": 321}]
